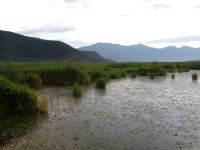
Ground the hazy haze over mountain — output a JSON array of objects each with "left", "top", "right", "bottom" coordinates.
[{"left": 80, "top": 43, "right": 200, "bottom": 62}]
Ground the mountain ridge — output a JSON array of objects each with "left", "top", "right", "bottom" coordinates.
[
  {"left": 79, "top": 43, "right": 200, "bottom": 62},
  {"left": 0, "top": 30, "right": 109, "bottom": 62}
]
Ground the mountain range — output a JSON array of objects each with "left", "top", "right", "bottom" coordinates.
[
  {"left": 0, "top": 30, "right": 108, "bottom": 62},
  {"left": 79, "top": 42, "right": 200, "bottom": 62},
  {"left": 1, "top": 30, "right": 200, "bottom": 62}
]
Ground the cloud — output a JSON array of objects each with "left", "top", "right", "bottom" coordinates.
[
  {"left": 18, "top": 24, "right": 75, "bottom": 34},
  {"left": 63, "top": 0, "right": 79, "bottom": 3},
  {"left": 68, "top": 40, "right": 91, "bottom": 48},
  {"left": 120, "top": 14, "right": 131, "bottom": 17},
  {"left": 144, "top": 35, "right": 200, "bottom": 44},
  {"left": 153, "top": 4, "right": 171, "bottom": 10},
  {"left": 194, "top": 5, "right": 200, "bottom": 9},
  {"left": 62, "top": 0, "right": 90, "bottom": 7}
]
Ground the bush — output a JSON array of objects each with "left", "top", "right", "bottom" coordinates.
[
  {"left": 96, "top": 78, "right": 106, "bottom": 89},
  {"left": 72, "top": 83, "right": 82, "bottom": 97},
  {"left": 192, "top": 73, "right": 198, "bottom": 81},
  {"left": 0, "top": 76, "right": 38, "bottom": 116}
]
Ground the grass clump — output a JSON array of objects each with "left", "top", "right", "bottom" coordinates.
[
  {"left": 96, "top": 77, "right": 107, "bottom": 89},
  {"left": 37, "top": 97, "right": 48, "bottom": 113},
  {"left": 0, "top": 76, "right": 38, "bottom": 116},
  {"left": 171, "top": 74, "right": 175, "bottom": 79},
  {"left": 26, "top": 74, "right": 42, "bottom": 89},
  {"left": 130, "top": 72, "right": 136, "bottom": 78},
  {"left": 72, "top": 83, "right": 82, "bottom": 97},
  {"left": 192, "top": 73, "right": 198, "bottom": 81},
  {"left": 149, "top": 74, "right": 156, "bottom": 79}
]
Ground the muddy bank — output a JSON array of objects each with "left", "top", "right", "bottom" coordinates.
[{"left": 2, "top": 71, "right": 200, "bottom": 150}]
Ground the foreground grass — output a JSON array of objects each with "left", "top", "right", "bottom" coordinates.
[{"left": 0, "top": 76, "right": 48, "bottom": 116}]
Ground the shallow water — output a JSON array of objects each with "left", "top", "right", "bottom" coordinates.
[{"left": 3, "top": 71, "right": 200, "bottom": 150}]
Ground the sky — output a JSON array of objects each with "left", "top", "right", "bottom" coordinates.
[{"left": 1, "top": 0, "right": 200, "bottom": 48}]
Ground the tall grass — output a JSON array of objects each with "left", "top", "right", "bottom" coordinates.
[
  {"left": 0, "top": 61, "right": 197, "bottom": 89},
  {"left": 26, "top": 74, "right": 42, "bottom": 89},
  {"left": 0, "top": 76, "right": 38, "bottom": 116}
]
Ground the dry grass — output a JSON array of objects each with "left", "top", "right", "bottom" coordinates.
[{"left": 37, "top": 97, "right": 48, "bottom": 114}]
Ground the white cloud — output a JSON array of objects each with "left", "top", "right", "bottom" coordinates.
[
  {"left": 153, "top": 4, "right": 171, "bottom": 10},
  {"left": 18, "top": 24, "right": 75, "bottom": 34}
]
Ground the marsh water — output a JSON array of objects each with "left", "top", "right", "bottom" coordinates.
[{"left": 3, "top": 71, "right": 200, "bottom": 150}]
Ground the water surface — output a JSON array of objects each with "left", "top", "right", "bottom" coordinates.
[{"left": 3, "top": 71, "right": 200, "bottom": 150}]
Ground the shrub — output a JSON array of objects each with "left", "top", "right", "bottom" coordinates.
[
  {"left": 192, "top": 73, "right": 198, "bottom": 81},
  {"left": 72, "top": 83, "right": 82, "bottom": 97},
  {"left": 96, "top": 78, "right": 106, "bottom": 89},
  {"left": 0, "top": 76, "right": 38, "bottom": 116}
]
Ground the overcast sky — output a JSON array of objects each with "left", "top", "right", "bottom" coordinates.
[{"left": 1, "top": 0, "right": 200, "bottom": 48}]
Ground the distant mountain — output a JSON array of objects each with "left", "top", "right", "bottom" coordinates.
[
  {"left": 79, "top": 42, "right": 200, "bottom": 62},
  {"left": 0, "top": 30, "right": 108, "bottom": 62}
]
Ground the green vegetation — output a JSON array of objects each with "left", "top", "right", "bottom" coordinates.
[
  {"left": 0, "top": 61, "right": 200, "bottom": 88},
  {"left": 96, "top": 77, "right": 107, "bottom": 89},
  {"left": 192, "top": 73, "right": 198, "bottom": 81},
  {"left": 72, "top": 83, "right": 82, "bottom": 97}
]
